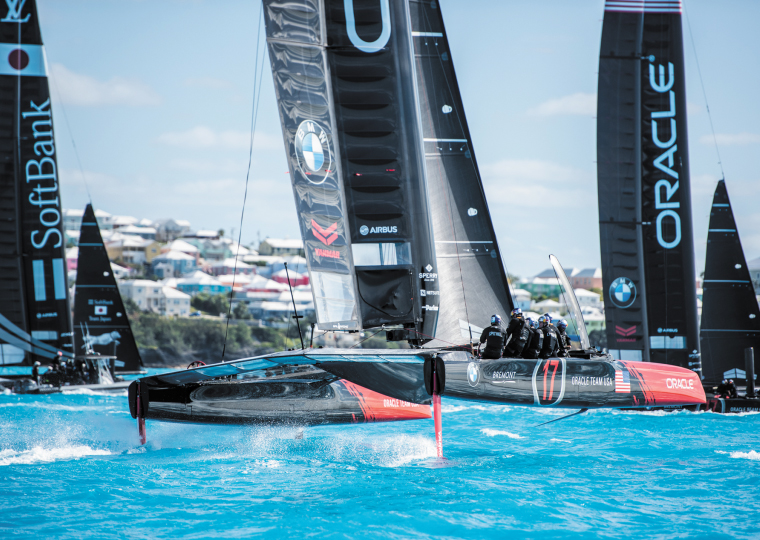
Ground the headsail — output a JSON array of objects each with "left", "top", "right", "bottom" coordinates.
[
  {"left": 407, "top": 0, "right": 514, "bottom": 347},
  {"left": 597, "top": 0, "right": 700, "bottom": 371},
  {"left": 0, "top": 0, "right": 73, "bottom": 365},
  {"left": 74, "top": 204, "right": 143, "bottom": 372},
  {"left": 700, "top": 180, "right": 760, "bottom": 385}
]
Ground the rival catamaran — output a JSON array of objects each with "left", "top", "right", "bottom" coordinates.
[{"left": 129, "top": 0, "right": 705, "bottom": 452}]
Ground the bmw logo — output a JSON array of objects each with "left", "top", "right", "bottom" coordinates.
[
  {"left": 295, "top": 120, "right": 332, "bottom": 185},
  {"left": 360, "top": 225, "right": 369, "bottom": 235},
  {"left": 467, "top": 362, "right": 480, "bottom": 387},
  {"left": 609, "top": 277, "right": 637, "bottom": 309}
]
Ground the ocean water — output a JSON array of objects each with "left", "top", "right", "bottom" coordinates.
[{"left": 1, "top": 373, "right": 760, "bottom": 539}]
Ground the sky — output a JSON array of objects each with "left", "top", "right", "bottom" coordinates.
[{"left": 39, "top": 0, "right": 760, "bottom": 278}]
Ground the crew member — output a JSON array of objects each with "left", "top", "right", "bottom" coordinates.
[
  {"left": 504, "top": 308, "right": 530, "bottom": 357},
  {"left": 556, "top": 319, "right": 571, "bottom": 357},
  {"left": 543, "top": 313, "right": 558, "bottom": 334},
  {"left": 522, "top": 318, "right": 544, "bottom": 359},
  {"left": 538, "top": 316, "right": 558, "bottom": 359},
  {"left": 31, "top": 361, "right": 41, "bottom": 385},
  {"left": 727, "top": 379, "right": 738, "bottom": 399},
  {"left": 478, "top": 314, "right": 507, "bottom": 359}
]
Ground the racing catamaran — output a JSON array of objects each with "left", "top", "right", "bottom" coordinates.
[{"left": 129, "top": 0, "right": 704, "bottom": 452}]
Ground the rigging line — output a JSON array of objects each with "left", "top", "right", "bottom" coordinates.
[
  {"left": 410, "top": 328, "right": 464, "bottom": 349},
  {"left": 221, "top": 4, "right": 265, "bottom": 361},
  {"left": 684, "top": 5, "right": 724, "bottom": 180},
  {"left": 350, "top": 327, "right": 385, "bottom": 349},
  {"left": 48, "top": 64, "right": 92, "bottom": 203}
]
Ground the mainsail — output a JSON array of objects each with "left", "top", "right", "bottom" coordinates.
[
  {"left": 0, "top": 0, "right": 73, "bottom": 365},
  {"left": 73, "top": 204, "right": 143, "bottom": 372},
  {"left": 700, "top": 180, "right": 760, "bottom": 385},
  {"left": 596, "top": 0, "right": 700, "bottom": 371},
  {"left": 264, "top": 0, "right": 512, "bottom": 344}
]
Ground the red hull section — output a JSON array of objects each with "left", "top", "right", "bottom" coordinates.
[
  {"left": 622, "top": 361, "right": 706, "bottom": 406},
  {"left": 342, "top": 381, "right": 431, "bottom": 422}
]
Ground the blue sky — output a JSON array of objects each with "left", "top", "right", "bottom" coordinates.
[{"left": 40, "top": 0, "right": 760, "bottom": 278}]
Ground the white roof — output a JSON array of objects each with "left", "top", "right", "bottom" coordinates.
[
  {"left": 272, "top": 268, "right": 303, "bottom": 279},
  {"left": 277, "top": 291, "right": 313, "bottom": 303},
  {"left": 119, "top": 224, "right": 157, "bottom": 235},
  {"left": 94, "top": 209, "right": 112, "bottom": 219},
  {"left": 749, "top": 257, "right": 760, "bottom": 270},
  {"left": 261, "top": 238, "right": 304, "bottom": 249},
  {"left": 163, "top": 286, "right": 191, "bottom": 299},
  {"left": 168, "top": 239, "right": 199, "bottom": 254},
  {"left": 259, "top": 301, "right": 295, "bottom": 312},
  {"left": 112, "top": 215, "right": 138, "bottom": 227},
  {"left": 217, "top": 273, "right": 252, "bottom": 284},
  {"left": 265, "top": 279, "right": 289, "bottom": 291},
  {"left": 123, "top": 279, "right": 163, "bottom": 288},
  {"left": 63, "top": 208, "right": 84, "bottom": 218},
  {"left": 533, "top": 299, "right": 563, "bottom": 308},
  {"left": 573, "top": 288, "right": 600, "bottom": 298},
  {"left": 66, "top": 247, "right": 78, "bottom": 259},
  {"left": 195, "top": 230, "right": 219, "bottom": 238},
  {"left": 138, "top": 218, "right": 154, "bottom": 227},
  {"left": 183, "top": 270, "right": 214, "bottom": 279},
  {"left": 177, "top": 274, "right": 224, "bottom": 286},
  {"left": 512, "top": 288, "right": 531, "bottom": 298},
  {"left": 211, "top": 257, "right": 252, "bottom": 269},
  {"left": 65, "top": 230, "right": 80, "bottom": 239},
  {"left": 155, "top": 250, "right": 196, "bottom": 261}
]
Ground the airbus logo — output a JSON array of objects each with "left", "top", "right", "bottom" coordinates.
[{"left": 360, "top": 225, "right": 397, "bottom": 235}]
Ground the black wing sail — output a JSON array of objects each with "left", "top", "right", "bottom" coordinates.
[
  {"left": 74, "top": 204, "right": 142, "bottom": 371},
  {"left": 0, "top": 0, "right": 73, "bottom": 365},
  {"left": 700, "top": 181, "right": 760, "bottom": 385},
  {"left": 264, "top": 0, "right": 439, "bottom": 339},
  {"left": 408, "top": 0, "right": 514, "bottom": 347},
  {"left": 597, "top": 0, "right": 700, "bottom": 371}
]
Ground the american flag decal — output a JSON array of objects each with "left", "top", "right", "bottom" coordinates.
[{"left": 615, "top": 370, "right": 631, "bottom": 393}]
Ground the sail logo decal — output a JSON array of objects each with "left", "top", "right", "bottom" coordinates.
[
  {"left": 609, "top": 277, "right": 636, "bottom": 309},
  {"left": 0, "top": 43, "right": 46, "bottom": 77},
  {"left": 648, "top": 59, "right": 681, "bottom": 250},
  {"left": 359, "top": 225, "right": 397, "bottom": 235},
  {"left": 295, "top": 121, "right": 331, "bottom": 185},
  {"left": 615, "top": 370, "right": 631, "bottom": 393},
  {"left": 94, "top": 306, "right": 107, "bottom": 315},
  {"left": 311, "top": 220, "right": 338, "bottom": 245},
  {"left": 615, "top": 325, "right": 636, "bottom": 337},
  {"left": 467, "top": 362, "right": 480, "bottom": 387},
  {"left": 344, "top": 0, "right": 391, "bottom": 54},
  {"left": 1, "top": 0, "right": 29, "bottom": 23}
]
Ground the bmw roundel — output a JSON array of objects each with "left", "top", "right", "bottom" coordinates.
[
  {"left": 467, "top": 362, "right": 480, "bottom": 387},
  {"left": 609, "top": 277, "right": 637, "bottom": 309},
  {"left": 295, "top": 120, "right": 332, "bottom": 184}
]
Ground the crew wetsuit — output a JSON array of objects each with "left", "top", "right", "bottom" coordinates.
[
  {"left": 522, "top": 326, "right": 544, "bottom": 359},
  {"left": 539, "top": 326, "right": 558, "bottom": 359},
  {"left": 504, "top": 317, "right": 530, "bottom": 357},
  {"left": 479, "top": 325, "right": 506, "bottom": 359},
  {"left": 557, "top": 328, "right": 571, "bottom": 357}
]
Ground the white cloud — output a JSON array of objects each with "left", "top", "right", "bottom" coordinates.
[
  {"left": 700, "top": 132, "right": 760, "bottom": 146},
  {"left": 49, "top": 63, "right": 161, "bottom": 107},
  {"left": 157, "top": 126, "right": 280, "bottom": 150},
  {"left": 526, "top": 93, "right": 596, "bottom": 117}
]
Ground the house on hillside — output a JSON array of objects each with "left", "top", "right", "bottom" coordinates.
[
  {"left": 155, "top": 219, "right": 192, "bottom": 242},
  {"left": 569, "top": 268, "right": 602, "bottom": 291},
  {"left": 258, "top": 238, "right": 304, "bottom": 257},
  {"left": 151, "top": 250, "right": 197, "bottom": 278}
]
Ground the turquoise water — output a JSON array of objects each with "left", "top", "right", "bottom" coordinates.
[{"left": 2, "top": 373, "right": 760, "bottom": 539}]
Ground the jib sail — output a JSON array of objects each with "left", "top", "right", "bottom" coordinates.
[
  {"left": 0, "top": 0, "right": 73, "bottom": 365},
  {"left": 74, "top": 205, "right": 143, "bottom": 372},
  {"left": 699, "top": 180, "right": 760, "bottom": 385},
  {"left": 263, "top": 0, "right": 439, "bottom": 338},
  {"left": 597, "top": 0, "right": 700, "bottom": 371},
  {"left": 407, "top": 0, "right": 514, "bottom": 348}
]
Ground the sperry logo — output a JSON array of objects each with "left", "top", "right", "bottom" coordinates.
[
  {"left": 2, "top": 0, "right": 29, "bottom": 23},
  {"left": 615, "top": 325, "right": 636, "bottom": 337},
  {"left": 312, "top": 219, "right": 338, "bottom": 246}
]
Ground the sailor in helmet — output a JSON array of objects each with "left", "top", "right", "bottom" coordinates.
[
  {"left": 556, "top": 319, "right": 571, "bottom": 357},
  {"left": 478, "top": 314, "right": 507, "bottom": 359},
  {"left": 521, "top": 318, "right": 544, "bottom": 359},
  {"left": 504, "top": 308, "right": 530, "bottom": 357},
  {"left": 538, "top": 316, "right": 559, "bottom": 359}
]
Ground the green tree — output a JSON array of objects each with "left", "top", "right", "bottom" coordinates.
[
  {"left": 232, "top": 301, "right": 251, "bottom": 320},
  {"left": 191, "top": 293, "right": 230, "bottom": 316}
]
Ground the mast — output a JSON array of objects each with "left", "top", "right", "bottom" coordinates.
[
  {"left": 700, "top": 180, "right": 760, "bottom": 385},
  {"left": 0, "top": 0, "right": 73, "bottom": 365},
  {"left": 597, "top": 0, "right": 700, "bottom": 372}
]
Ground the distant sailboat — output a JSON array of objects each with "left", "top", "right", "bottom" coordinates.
[
  {"left": 130, "top": 0, "right": 705, "bottom": 448},
  {"left": 699, "top": 180, "right": 760, "bottom": 387},
  {"left": 596, "top": 0, "right": 701, "bottom": 372},
  {"left": 73, "top": 203, "right": 144, "bottom": 374}
]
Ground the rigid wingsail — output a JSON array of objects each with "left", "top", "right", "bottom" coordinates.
[{"left": 596, "top": 0, "right": 701, "bottom": 371}]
